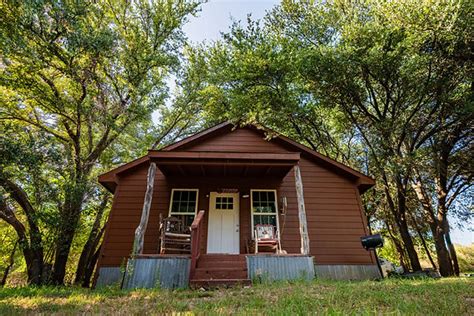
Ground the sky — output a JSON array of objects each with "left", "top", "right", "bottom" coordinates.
[{"left": 178, "top": 0, "right": 473, "bottom": 246}]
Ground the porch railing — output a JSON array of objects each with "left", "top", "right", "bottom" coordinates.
[{"left": 190, "top": 210, "right": 205, "bottom": 279}]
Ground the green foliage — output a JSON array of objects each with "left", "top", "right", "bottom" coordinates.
[
  {"left": 457, "top": 244, "right": 474, "bottom": 272},
  {"left": 0, "top": 0, "right": 201, "bottom": 284}
]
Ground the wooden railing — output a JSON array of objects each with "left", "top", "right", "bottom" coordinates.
[{"left": 190, "top": 210, "right": 205, "bottom": 279}]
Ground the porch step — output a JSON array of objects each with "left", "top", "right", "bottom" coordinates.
[
  {"left": 197, "top": 259, "right": 246, "bottom": 268},
  {"left": 197, "top": 254, "right": 246, "bottom": 263},
  {"left": 194, "top": 267, "right": 248, "bottom": 279},
  {"left": 190, "top": 254, "right": 250, "bottom": 288},
  {"left": 190, "top": 278, "right": 251, "bottom": 289}
]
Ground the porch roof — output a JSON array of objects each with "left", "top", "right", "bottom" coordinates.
[{"left": 99, "top": 151, "right": 300, "bottom": 192}]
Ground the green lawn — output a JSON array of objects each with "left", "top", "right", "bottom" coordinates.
[{"left": 1, "top": 278, "right": 473, "bottom": 315}]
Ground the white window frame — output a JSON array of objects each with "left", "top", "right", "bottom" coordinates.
[
  {"left": 250, "top": 189, "right": 280, "bottom": 238},
  {"left": 168, "top": 188, "right": 199, "bottom": 217}
]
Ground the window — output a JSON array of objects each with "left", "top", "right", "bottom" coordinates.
[
  {"left": 251, "top": 190, "right": 279, "bottom": 236},
  {"left": 169, "top": 189, "right": 198, "bottom": 227},
  {"left": 215, "top": 196, "right": 234, "bottom": 210}
]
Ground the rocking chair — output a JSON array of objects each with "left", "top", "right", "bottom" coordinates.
[
  {"left": 254, "top": 224, "right": 281, "bottom": 254},
  {"left": 159, "top": 215, "right": 191, "bottom": 254}
]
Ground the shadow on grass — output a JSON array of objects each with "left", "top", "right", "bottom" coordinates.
[{"left": 0, "top": 301, "right": 88, "bottom": 314}]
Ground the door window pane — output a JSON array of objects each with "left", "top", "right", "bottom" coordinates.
[{"left": 216, "top": 196, "right": 234, "bottom": 210}]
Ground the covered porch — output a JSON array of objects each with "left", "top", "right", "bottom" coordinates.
[{"left": 117, "top": 151, "right": 315, "bottom": 288}]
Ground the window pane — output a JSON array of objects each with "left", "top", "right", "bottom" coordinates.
[
  {"left": 252, "top": 191, "right": 258, "bottom": 203},
  {"left": 254, "top": 215, "right": 277, "bottom": 226},
  {"left": 183, "top": 215, "right": 195, "bottom": 227},
  {"left": 188, "top": 200, "right": 196, "bottom": 212},
  {"left": 181, "top": 190, "right": 189, "bottom": 201},
  {"left": 268, "top": 191, "right": 275, "bottom": 202},
  {"left": 252, "top": 191, "right": 276, "bottom": 214},
  {"left": 171, "top": 201, "right": 179, "bottom": 213},
  {"left": 170, "top": 190, "right": 197, "bottom": 214},
  {"left": 179, "top": 201, "right": 188, "bottom": 213}
]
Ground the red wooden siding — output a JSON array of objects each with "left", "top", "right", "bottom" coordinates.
[
  {"left": 177, "top": 127, "right": 290, "bottom": 153},
  {"left": 98, "top": 127, "right": 374, "bottom": 268}
]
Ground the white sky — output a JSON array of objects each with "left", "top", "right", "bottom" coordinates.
[{"left": 171, "top": 0, "right": 473, "bottom": 245}]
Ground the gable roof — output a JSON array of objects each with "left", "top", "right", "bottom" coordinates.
[
  {"left": 161, "top": 121, "right": 375, "bottom": 191},
  {"left": 99, "top": 121, "right": 375, "bottom": 193}
]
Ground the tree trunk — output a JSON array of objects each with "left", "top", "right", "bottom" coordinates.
[
  {"left": 51, "top": 172, "right": 88, "bottom": 285},
  {"left": 412, "top": 220, "right": 437, "bottom": 270},
  {"left": 75, "top": 195, "right": 109, "bottom": 285},
  {"left": 430, "top": 223, "right": 454, "bottom": 276},
  {"left": 132, "top": 162, "right": 157, "bottom": 255},
  {"left": 443, "top": 205, "right": 460, "bottom": 277},
  {"left": 396, "top": 215, "right": 421, "bottom": 271},
  {"left": 82, "top": 243, "right": 102, "bottom": 287},
  {"left": 445, "top": 230, "right": 460, "bottom": 276},
  {"left": 0, "top": 196, "right": 44, "bottom": 285},
  {"left": 294, "top": 165, "right": 310, "bottom": 255},
  {"left": 0, "top": 178, "right": 45, "bottom": 284},
  {"left": 429, "top": 209, "right": 456, "bottom": 277},
  {"left": 394, "top": 183, "right": 422, "bottom": 271},
  {"left": 412, "top": 173, "right": 454, "bottom": 275},
  {"left": 385, "top": 222, "right": 409, "bottom": 272},
  {"left": 435, "top": 142, "right": 457, "bottom": 276},
  {"left": 52, "top": 207, "right": 82, "bottom": 284},
  {"left": 1, "top": 241, "right": 17, "bottom": 286}
]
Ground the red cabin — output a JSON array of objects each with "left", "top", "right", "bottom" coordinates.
[{"left": 94, "top": 122, "right": 379, "bottom": 288}]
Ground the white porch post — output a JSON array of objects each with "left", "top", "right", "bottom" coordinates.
[
  {"left": 132, "top": 162, "right": 157, "bottom": 255},
  {"left": 294, "top": 164, "right": 310, "bottom": 255}
]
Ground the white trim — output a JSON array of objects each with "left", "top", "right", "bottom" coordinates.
[
  {"left": 168, "top": 188, "right": 199, "bottom": 216},
  {"left": 250, "top": 189, "right": 280, "bottom": 238}
]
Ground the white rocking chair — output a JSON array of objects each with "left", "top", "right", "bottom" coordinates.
[{"left": 254, "top": 224, "right": 281, "bottom": 254}]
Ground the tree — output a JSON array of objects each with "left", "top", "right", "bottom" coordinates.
[
  {"left": 268, "top": 0, "right": 472, "bottom": 274},
  {"left": 0, "top": 0, "right": 200, "bottom": 284},
  {"left": 176, "top": 17, "right": 359, "bottom": 163}
]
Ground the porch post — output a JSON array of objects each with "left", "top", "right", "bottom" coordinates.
[
  {"left": 294, "top": 164, "right": 310, "bottom": 255},
  {"left": 132, "top": 162, "right": 157, "bottom": 255}
]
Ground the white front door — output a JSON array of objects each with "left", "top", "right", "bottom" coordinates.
[{"left": 207, "top": 192, "right": 240, "bottom": 254}]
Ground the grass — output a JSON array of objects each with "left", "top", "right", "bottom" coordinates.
[{"left": 0, "top": 277, "right": 473, "bottom": 315}]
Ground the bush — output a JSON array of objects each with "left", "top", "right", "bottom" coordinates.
[{"left": 457, "top": 243, "right": 474, "bottom": 272}]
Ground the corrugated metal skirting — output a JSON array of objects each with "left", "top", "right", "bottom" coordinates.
[
  {"left": 315, "top": 265, "right": 382, "bottom": 280},
  {"left": 95, "top": 267, "right": 123, "bottom": 287},
  {"left": 123, "top": 257, "right": 191, "bottom": 289},
  {"left": 246, "top": 255, "right": 315, "bottom": 281}
]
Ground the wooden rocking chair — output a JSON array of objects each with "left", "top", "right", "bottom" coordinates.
[
  {"left": 159, "top": 215, "right": 191, "bottom": 254},
  {"left": 254, "top": 224, "right": 281, "bottom": 254}
]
